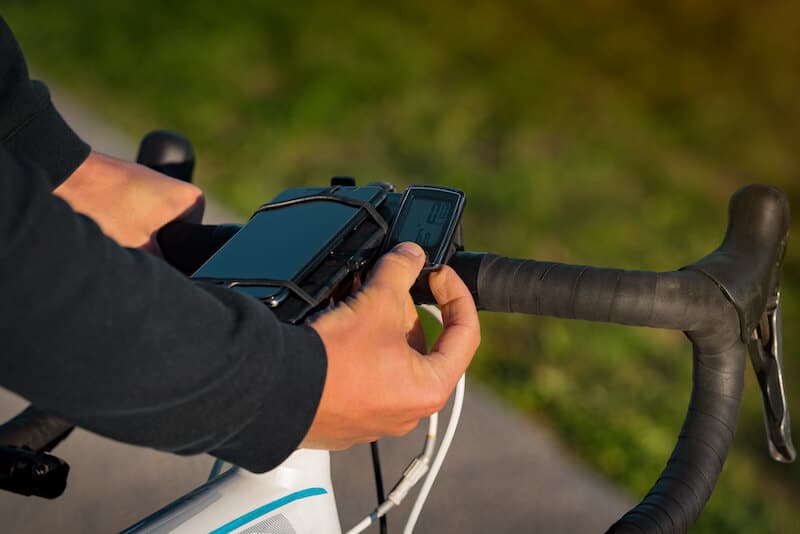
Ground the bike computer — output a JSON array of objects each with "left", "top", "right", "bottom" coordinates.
[{"left": 384, "top": 185, "right": 465, "bottom": 270}]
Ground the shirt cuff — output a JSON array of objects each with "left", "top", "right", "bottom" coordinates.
[{"left": 210, "top": 322, "right": 328, "bottom": 473}]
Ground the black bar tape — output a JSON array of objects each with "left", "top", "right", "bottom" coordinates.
[
  {"left": 468, "top": 254, "right": 744, "bottom": 533},
  {"left": 608, "top": 344, "right": 745, "bottom": 532},
  {"left": 475, "top": 256, "right": 729, "bottom": 332}
]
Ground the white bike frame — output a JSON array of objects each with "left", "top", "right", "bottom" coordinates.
[
  {"left": 123, "top": 307, "right": 458, "bottom": 534},
  {"left": 123, "top": 449, "right": 342, "bottom": 534}
]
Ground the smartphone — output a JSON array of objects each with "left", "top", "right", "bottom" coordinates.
[{"left": 192, "top": 186, "right": 388, "bottom": 311}]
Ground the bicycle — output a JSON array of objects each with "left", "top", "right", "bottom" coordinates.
[{"left": 0, "top": 131, "right": 793, "bottom": 533}]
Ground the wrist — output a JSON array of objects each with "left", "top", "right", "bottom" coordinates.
[{"left": 53, "top": 151, "right": 205, "bottom": 251}]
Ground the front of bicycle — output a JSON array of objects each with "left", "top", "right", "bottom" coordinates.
[
  {"left": 0, "top": 132, "right": 793, "bottom": 533},
  {"left": 151, "top": 144, "right": 794, "bottom": 531}
]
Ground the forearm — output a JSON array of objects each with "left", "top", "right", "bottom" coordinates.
[
  {"left": 0, "top": 150, "right": 326, "bottom": 472},
  {"left": 0, "top": 16, "right": 90, "bottom": 186}
]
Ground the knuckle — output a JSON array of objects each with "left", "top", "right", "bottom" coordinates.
[
  {"left": 380, "top": 251, "right": 413, "bottom": 271},
  {"left": 385, "top": 245, "right": 425, "bottom": 270},
  {"left": 420, "top": 388, "right": 449, "bottom": 415},
  {"left": 182, "top": 182, "right": 204, "bottom": 201},
  {"left": 472, "top": 328, "right": 482, "bottom": 350},
  {"left": 433, "top": 389, "right": 450, "bottom": 412},
  {"left": 390, "top": 419, "right": 419, "bottom": 437}
]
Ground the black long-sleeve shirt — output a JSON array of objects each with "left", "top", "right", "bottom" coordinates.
[{"left": 0, "top": 17, "right": 326, "bottom": 473}]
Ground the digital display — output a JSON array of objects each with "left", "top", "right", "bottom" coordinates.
[
  {"left": 394, "top": 198, "right": 454, "bottom": 257},
  {"left": 387, "top": 186, "right": 464, "bottom": 267}
]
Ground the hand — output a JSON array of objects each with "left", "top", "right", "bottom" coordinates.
[
  {"left": 54, "top": 151, "right": 205, "bottom": 254},
  {"left": 304, "top": 242, "right": 481, "bottom": 450}
]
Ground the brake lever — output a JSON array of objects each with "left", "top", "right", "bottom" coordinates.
[{"left": 747, "top": 288, "right": 796, "bottom": 463}]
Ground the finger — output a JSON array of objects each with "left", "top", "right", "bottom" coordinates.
[
  {"left": 362, "top": 242, "right": 426, "bottom": 298},
  {"left": 403, "top": 294, "right": 427, "bottom": 353},
  {"left": 406, "top": 313, "right": 427, "bottom": 354},
  {"left": 387, "top": 418, "right": 421, "bottom": 437},
  {"left": 424, "top": 266, "right": 481, "bottom": 388},
  {"left": 403, "top": 293, "right": 418, "bottom": 330}
]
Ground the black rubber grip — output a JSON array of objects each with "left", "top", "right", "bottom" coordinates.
[
  {"left": 135, "top": 130, "right": 195, "bottom": 183},
  {"left": 459, "top": 184, "right": 789, "bottom": 532},
  {"left": 0, "top": 407, "right": 73, "bottom": 498},
  {"left": 0, "top": 445, "right": 70, "bottom": 499}
]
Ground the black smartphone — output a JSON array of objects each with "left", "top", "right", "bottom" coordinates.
[{"left": 192, "top": 186, "right": 388, "bottom": 319}]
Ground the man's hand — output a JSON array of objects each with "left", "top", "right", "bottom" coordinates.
[
  {"left": 304, "top": 242, "right": 480, "bottom": 450},
  {"left": 54, "top": 151, "right": 205, "bottom": 254}
]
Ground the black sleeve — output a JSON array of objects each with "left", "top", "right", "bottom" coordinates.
[
  {"left": 0, "top": 20, "right": 327, "bottom": 473},
  {"left": 0, "top": 16, "right": 90, "bottom": 187},
  {"left": 0, "top": 150, "right": 328, "bottom": 473}
]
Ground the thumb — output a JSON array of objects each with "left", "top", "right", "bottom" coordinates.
[{"left": 363, "top": 242, "right": 426, "bottom": 297}]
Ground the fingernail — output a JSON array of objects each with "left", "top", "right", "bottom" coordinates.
[{"left": 394, "top": 242, "right": 424, "bottom": 257}]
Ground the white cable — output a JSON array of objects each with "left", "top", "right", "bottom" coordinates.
[
  {"left": 347, "top": 515, "right": 372, "bottom": 534},
  {"left": 403, "top": 377, "right": 465, "bottom": 533},
  {"left": 345, "top": 414, "right": 439, "bottom": 534},
  {"left": 402, "top": 307, "right": 467, "bottom": 534}
]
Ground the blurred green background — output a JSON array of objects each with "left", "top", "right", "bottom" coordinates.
[{"left": 5, "top": 1, "right": 798, "bottom": 531}]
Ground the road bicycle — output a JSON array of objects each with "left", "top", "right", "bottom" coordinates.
[{"left": 0, "top": 131, "right": 794, "bottom": 533}]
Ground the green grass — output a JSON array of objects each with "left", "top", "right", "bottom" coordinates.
[{"left": 5, "top": 1, "right": 800, "bottom": 531}]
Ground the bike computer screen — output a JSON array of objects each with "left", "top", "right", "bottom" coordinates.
[{"left": 385, "top": 186, "right": 465, "bottom": 269}]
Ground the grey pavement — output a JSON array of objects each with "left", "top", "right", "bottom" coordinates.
[{"left": 0, "top": 87, "right": 634, "bottom": 532}]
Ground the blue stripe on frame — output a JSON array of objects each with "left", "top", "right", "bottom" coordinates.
[{"left": 208, "top": 487, "right": 328, "bottom": 533}]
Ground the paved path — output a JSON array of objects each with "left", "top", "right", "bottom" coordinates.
[{"left": 0, "top": 88, "right": 634, "bottom": 532}]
